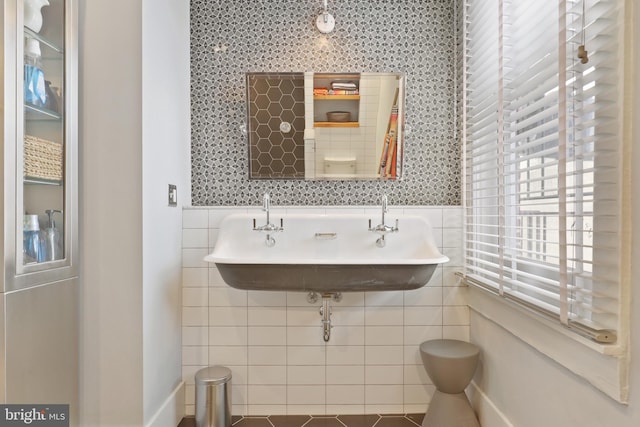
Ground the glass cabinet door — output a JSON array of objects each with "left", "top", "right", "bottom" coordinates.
[{"left": 18, "top": 0, "right": 74, "bottom": 277}]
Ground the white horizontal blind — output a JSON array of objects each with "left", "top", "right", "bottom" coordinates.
[
  {"left": 463, "top": 0, "right": 623, "bottom": 341},
  {"left": 464, "top": 0, "right": 502, "bottom": 289}
]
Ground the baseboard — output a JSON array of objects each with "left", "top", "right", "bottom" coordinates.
[
  {"left": 468, "top": 381, "right": 514, "bottom": 427},
  {"left": 145, "top": 381, "right": 186, "bottom": 427}
]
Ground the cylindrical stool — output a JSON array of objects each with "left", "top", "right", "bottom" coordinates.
[
  {"left": 195, "top": 366, "right": 232, "bottom": 427},
  {"left": 420, "top": 339, "right": 480, "bottom": 427}
]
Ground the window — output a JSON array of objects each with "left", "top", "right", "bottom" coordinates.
[{"left": 462, "top": 0, "right": 624, "bottom": 343}]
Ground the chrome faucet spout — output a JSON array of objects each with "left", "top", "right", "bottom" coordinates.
[
  {"left": 381, "top": 194, "right": 388, "bottom": 224},
  {"left": 263, "top": 193, "right": 271, "bottom": 223}
]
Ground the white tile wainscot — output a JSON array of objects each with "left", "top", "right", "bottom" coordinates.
[{"left": 181, "top": 206, "right": 466, "bottom": 416}]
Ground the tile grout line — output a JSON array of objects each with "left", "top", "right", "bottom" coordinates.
[
  {"left": 364, "top": 290, "right": 368, "bottom": 411},
  {"left": 285, "top": 292, "right": 289, "bottom": 414},
  {"left": 323, "top": 297, "right": 327, "bottom": 416},
  {"left": 187, "top": 413, "right": 426, "bottom": 427},
  {"left": 402, "top": 289, "right": 406, "bottom": 412},
  {"left": 206, "top": 210, "right": 212, "bottom": 409},
  {"left": 405, "top": 414, "right": 422, "bottom": 427},
  {"left": 323, "top": 316, "right": 328, "bottom": 416}
]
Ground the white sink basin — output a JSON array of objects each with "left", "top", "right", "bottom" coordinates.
[{"left": 205, "top": 212, "right": 448, "bottom": 293}]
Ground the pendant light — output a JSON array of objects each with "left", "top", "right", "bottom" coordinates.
[{"left": 316, "top": 0, "right": 335, "bottom": 34}]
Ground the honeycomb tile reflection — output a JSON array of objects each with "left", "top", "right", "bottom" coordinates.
[{"left": 247, "top": 73, "right": 305, "bottom": 179}]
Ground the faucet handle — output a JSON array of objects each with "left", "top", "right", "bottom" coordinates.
[
  {"left": 368, "top": 218, "right": 399, "bottom": 234},
  {"left": 252, "top": 217, "right": 284, "bottom": 232}
]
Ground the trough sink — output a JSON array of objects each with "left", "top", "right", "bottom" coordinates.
[{"left": 205, "top": 213, "right": 448, "bottom": 293}]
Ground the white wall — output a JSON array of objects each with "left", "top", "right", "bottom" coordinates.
[
  {"left": 182, "top": 206, "right": 466, "bottom": 416},
  {"left": 79, "top": 0, "right": 143, "bottom": 424},
  {"left": 466, "top": 0, "right": 640, "bottom": 425},
  {"left": 79, "top": 0, "right": 189, "bottom": 425},
  {"left": 142, "top": 0, "right": 191, "bottom": 425}
]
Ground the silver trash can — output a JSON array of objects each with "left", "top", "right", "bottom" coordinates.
[{"left": 195, "top": 366, "right": 232, "bottom": 427}]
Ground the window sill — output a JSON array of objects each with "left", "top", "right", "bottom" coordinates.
[{"left": 467, "top": 285, "right": 629, "bottom": 403}]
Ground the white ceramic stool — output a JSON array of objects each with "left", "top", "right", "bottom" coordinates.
[{"left": 420, "top": 339, "right": 480, "bottom": 427}]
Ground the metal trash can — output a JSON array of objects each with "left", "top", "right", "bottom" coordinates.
[{"left": 195, "top": 366, "right": 232, "bottom": 427}]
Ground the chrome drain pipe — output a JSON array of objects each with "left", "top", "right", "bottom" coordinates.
[
  {"left": 320, "top": 298, "right": 331, "bottom": 342},
  {"left": 307, "top": 292, "right": 342, "bottom": 342}
]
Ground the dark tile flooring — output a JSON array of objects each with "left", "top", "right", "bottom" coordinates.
[{"left": 179, "top": 413, "right": 424, "bottom": 427}]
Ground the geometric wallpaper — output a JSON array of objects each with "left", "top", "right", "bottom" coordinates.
[{"left": 190, "top": 0, "right": 460, "bottom": 206}]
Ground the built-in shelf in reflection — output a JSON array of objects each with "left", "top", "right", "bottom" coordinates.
[
  {"left": 24, "top": 176, "right": 62, "bottom": 186},
  {"left": 25, "top": 102, "right": 62, "bottom": 120},
  {"left": 24, "top": 26, "right": 63, "bottom": 53}
]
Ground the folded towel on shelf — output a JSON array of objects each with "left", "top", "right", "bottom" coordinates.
[
  {"left": 331, "top": 81, "right": 358, "bottom": 90},
  {"left": 314, "top": 87, "right": 330, "bottom": 95},
  {"left": 328, "top": 89, "right": 359, "bottom": 95}
]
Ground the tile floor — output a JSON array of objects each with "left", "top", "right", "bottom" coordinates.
[{"left": 179, "top": 413, "right": 425, "bottom": 427}]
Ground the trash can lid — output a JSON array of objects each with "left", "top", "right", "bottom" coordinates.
[{"left": 195, "top": 365, "right": 232, "bottom": 385}]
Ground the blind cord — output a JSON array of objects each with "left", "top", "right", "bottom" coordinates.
[{"left": 578, "top": 0, "right": 589, "bottom": 63}]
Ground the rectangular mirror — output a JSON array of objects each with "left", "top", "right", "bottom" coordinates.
[{"left": 247, "top": 72, "right": 405, "bottom": 180}]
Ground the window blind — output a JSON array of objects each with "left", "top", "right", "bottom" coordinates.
[{"left": 462, "top": 0, "right": 623, "bottom": 343}]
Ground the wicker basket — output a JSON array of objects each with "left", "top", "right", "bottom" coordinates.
[
  {"left": 24, "top": 135, "right": 63, "bottom": 182},
  {"left": 326, "top": 111, "right": 352, "bottom": 122}
]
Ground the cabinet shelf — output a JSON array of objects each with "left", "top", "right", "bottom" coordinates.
[
  {"left": 24, "top": 176, "right": 62, "bottom": 186},
  {"left": 25, "top": 102, "right": 62, "bottom": 120},
  {"left": 314, "top": 95, "right": 360, "bottom": 100},
  {"left": 314, "top": 121, "right": 360, "bottom": 128},
  {"left": 24, "top": 27, "right": 63, "bottom": 54}
]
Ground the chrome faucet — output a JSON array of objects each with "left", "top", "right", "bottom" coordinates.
[
  {"left": 368, "top": 194, "right": 399, "bottom": 247},
  {"left": 263, "top": 192, "right": 271, "bottom": 225},
  {"left": 381, "top": 194, "right": 388, "bottom": 224},
  {"left": 253, "top": 193, "right": 283, "bottom": 246}
]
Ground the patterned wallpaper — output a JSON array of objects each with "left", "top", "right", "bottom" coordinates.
[{"left": 190, "top": 0, "right": 460, "bottom": 206}]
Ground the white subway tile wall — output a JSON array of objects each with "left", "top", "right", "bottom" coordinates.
[{"left": 181, "top": 206, "right": 466, "bottom": 416}]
